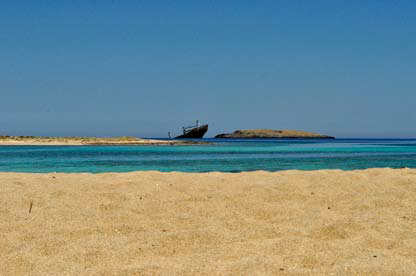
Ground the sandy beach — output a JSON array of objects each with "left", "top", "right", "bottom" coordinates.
[{"left": 2, "top": 168, "right": 416, "bottom": 274}]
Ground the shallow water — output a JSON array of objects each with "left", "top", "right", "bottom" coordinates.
[{"left": 0, "top": 138, "right": 415, "bottom": 173}]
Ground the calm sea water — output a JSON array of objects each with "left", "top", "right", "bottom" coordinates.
[{"left": 0, "top": 139, "right": 415, "bottom": 173}]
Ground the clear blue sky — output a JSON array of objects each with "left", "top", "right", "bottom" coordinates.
[{"left": 1, "top": 1, "right": 415, "bottom": 138}]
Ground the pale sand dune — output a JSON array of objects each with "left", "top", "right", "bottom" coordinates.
[{"left": 1, "top": 169, "right": 416, "bottom": 274}]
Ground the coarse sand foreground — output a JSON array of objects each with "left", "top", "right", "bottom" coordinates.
[{"left": 1, "top": 169, "right": 416, "bottom": 275}]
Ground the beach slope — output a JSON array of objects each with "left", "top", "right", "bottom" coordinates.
[{"left": 2, "top": 169, "right": 416, "bottom": 274}]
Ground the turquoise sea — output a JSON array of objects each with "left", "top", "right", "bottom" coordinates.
[{"left": 0, "top": 139, "right": 415, "bottom": 173}]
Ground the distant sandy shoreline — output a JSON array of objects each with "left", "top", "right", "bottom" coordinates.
[
  {"left": 2, "top": 168, "right": 416, "bottom": 274},
  {"left": 0, "top": 136, "right": 204, "bottom": 146}
]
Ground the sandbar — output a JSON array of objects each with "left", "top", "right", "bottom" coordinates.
[{"left": 0, "top": 136, "right": 202, "bottom": 146}]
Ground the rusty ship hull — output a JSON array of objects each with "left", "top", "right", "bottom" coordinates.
[{"left": 175, "top": 124, "right": 208, "bottom": 139}]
